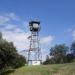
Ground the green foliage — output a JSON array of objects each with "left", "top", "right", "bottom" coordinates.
[
  {"left": 50, "top": 44, "right": 68, "bottom": 56},
  {"left": 66, "top": 53, "right": 74, "bottom": 62},
  {"left": 0, "top": 32, "right": 26, "bottom": 74},
  {"left": 50, "top": 44, "right": 68, "bottom": 64},
  {"left": 43, "top": 44, "right": 69, "bottom": 64},
  {"left": 10, "top": 54, "right": 26, "bottom": 69},
  {"left": 70, "top": 41, "right": 75, "bottom": 56},
  {"left": 0, "top": 32, "right": 2, "bottom": 39}
]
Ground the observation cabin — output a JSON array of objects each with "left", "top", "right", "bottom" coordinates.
[{"left": 29, "top": 21, "right": 40, "bottom": 32}]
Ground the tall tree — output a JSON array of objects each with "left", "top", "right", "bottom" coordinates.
[
  {"left": 0, "top": 32, "right": 26, "bottom": 74},
  {"left": 70, "top": 41, "right": 75, "bottom": 56},
  {"left": 0, "top": 32, "right": 2, "bottom": 39},
  {"left": 50, "top": 44, "right": 69, "bottom": 63}
]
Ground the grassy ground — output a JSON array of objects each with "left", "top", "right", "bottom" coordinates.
[{"left": 9, "top": 62, "right": 75, "bottom": 75}]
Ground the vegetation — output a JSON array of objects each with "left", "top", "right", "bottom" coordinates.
[
  {"left": 71, "top": 41, "right": 75, "bottom": 56},
  {"left": 0, "top": 32, "right": 26, "bottom": 75},
  {"left": 50, "top": 44, "right": 68, "bottom": 63},
  {"left": 43, "top": 44, "right": 75, "bottom": 64},
  {"left": 0, "top": 32, "right": 75, "bottom": 75},
  {"left": 8, "top": 62, "right": 75, "bottom": 75}
]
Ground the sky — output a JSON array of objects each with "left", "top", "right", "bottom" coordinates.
[{"left": 0, "top": 0, "right": 75, "bottom": 61}]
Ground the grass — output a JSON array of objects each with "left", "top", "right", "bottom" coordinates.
[{"left": 8, "top": 62, "right": 75, "bottom": 75}]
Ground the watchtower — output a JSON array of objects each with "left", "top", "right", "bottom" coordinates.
[{"left": 28, "top": 21, "right": 41, "bottom": 65}]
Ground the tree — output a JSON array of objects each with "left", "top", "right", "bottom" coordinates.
[
  {"left": 70, "top": 42, "right": 75, "bottom": 57},
  {"left": 10, "top": 54, "right": 26, "bottom": 68},
  {"left": 0, "top": 32, "right": 26, "bottom": 74},
  {"left": 50, "top": 44, "right": 69, "bottom": 64},
  {"left": 43, "top": 55, "right": 50, "bottom": 65},
  {"left": 66, "top": 53, "right": 74, "bottom": 62},
  {"left": 0, "top": 32, "right": 2, "bottom": 39}
]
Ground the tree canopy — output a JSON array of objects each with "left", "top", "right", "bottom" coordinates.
[
  {"left": 43, "top": 44, "right": 69, "bottom": 64},
  {"left": 50, "top": 44, "right": 68, "bottom": 63},
  {"left": 70, "top": 41, "right": 75, "bottom": 56},
  {"left": 0, "top": 32, "right": 26, "bottom": 74}
]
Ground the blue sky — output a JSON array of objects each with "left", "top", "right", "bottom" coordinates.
[{"left": 0, "top": 0, "right": 75, "bottom": 60}]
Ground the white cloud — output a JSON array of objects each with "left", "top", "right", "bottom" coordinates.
[
  {"left": 6, "top": 13, "right": 20, "bottom": 21},
  {"left": 3, "top": 31, "right": 30, "bottom": 51},
  {"left": 41, "top": 35, "right": 54, "bottom": 45},
  {"left": 0, "top": 13, "right": 20, "bottom": 25},
  {"left": 4, "top": 24, "right": 17, "bottom": 30},
  {"left": 0, "top": 16, "right": 10, "bottom": 24},
  {"left": 0, "top": 13, "right": 30, "bottom": 51},
  {"left": 72, "top": 30, "right": 75, "bottom": 40},
  {"left": 66, "top": 27, "right": 75, "bottom": 41},
  {"left": 40, "top": 36, "right": 54, "bottom": 61},
  {"left": 23, "top": 21, "right": 29, "bottom": 31}
]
